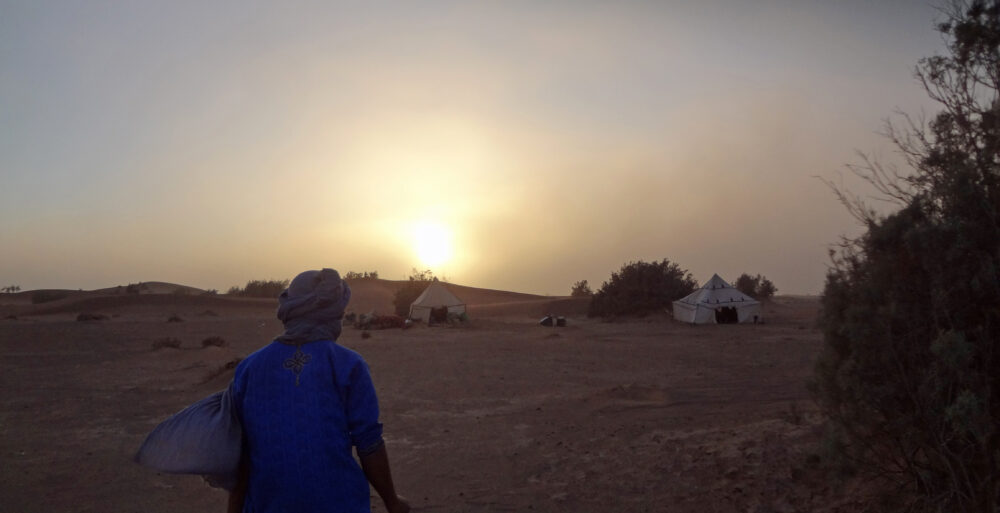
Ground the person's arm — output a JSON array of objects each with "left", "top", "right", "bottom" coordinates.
[
  {"left": 226, "top": 456, "right": 249, "bottom": 513},
  {"left": 345, "top": 357, "right": 409, "bottom": 513},
  {"left": 226, "top": 379, "right": 248, "bottom": 513},
  {"left": 360, "top": 444, "right": 409, "bottom": 513}
]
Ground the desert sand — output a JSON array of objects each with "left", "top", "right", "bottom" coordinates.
[{"left": 0, "top": 281, "right": 863, "bottom": 512}]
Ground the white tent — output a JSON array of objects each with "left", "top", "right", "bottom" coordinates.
[
  {"left": 408, "top": 282, "right": 466, "bottom": 323},
  {"left": 672, "top": 274, "right": 761, "bottom": 324}
]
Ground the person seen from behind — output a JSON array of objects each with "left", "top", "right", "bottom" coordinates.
[{"left": 227, "top": 268, "right": 410, "bottom": 513}]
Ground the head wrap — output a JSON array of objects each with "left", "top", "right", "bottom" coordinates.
[{"left": 276, "top": 268, "right": 351, "bottom": 345}]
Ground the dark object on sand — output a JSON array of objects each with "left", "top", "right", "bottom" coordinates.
[
  {"left": 355, "top": 313, "right": 405, "bottom": 330},
  {"left": 540, "top": 315, "right": 567, "bottom": 327},
  {"left": 77, "top": 312, "right": 108, "bottom": 322},
  {"left": 371, "top": 315, "right": 406, "bottom": 330},
  {"left": 361, "top": 331, "right": 371, "bottom": 339},
  {"left": 167, "top": 314, "right": 183, "bottom": 323},
  {"left": 152, "top": 338, "right": 182, "bottom": 350},
  {"left": 201, "top": 336, "right": 228, "bottom": 348}
]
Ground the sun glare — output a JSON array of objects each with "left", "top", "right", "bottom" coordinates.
[{"left": 412, "top": 221, "right": 453, "bottom": 268}]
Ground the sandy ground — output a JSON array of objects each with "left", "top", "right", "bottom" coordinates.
[{"left": 0, "top": 284, "right": 865, "bottom": 512}]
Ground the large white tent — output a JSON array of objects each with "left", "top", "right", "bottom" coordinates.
[
  {"left": 672, "top": 274, "right": 761, "bottom": 324},
  {"left": 408, "top": 282, "right": 466, "bottom": 323}
]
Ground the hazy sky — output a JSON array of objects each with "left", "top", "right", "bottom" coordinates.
[{"left": 1, "top": 1, "right": 946, "bottom": 295}]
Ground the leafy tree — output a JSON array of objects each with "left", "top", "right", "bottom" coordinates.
[
  {"left": 733, "top": 273, "right": 777, "bottom": 300},
  {"left": 588, "top": 259, "right": 697, "bottom": 318},
  {"left": 570, "top": 279, "right": 593, "bottom": 297},
  {"left": 227, "top": 279, "right": 290, "bottom": 298},
  {"left": 344, "top": 271, "right": 380, "bottom": 280},
  {"left": 393, "top": 269, "right": 437, "bottom": 317},
  {"left": 814, "top": 3, "right": 1000, "bottom": 510},
  {"left": 757, "top": 279, "right": 776, "bottom": 299}
]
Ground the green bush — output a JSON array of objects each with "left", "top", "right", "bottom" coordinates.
[
  {"left": 393, "top": 269, "right": 435, "bottom": 317},
  {"left": 344, "top": 271, "right": 380, "bottom": 279},
  {"left": 226, "top": 279, "right": 290, "bottom": 298},
  {"left": 733, "top": 273, "right": 777, "bottom": 300},
  {"left": 570, "top": 280, "right": 593, "bottom": 297},
  {"left": 813, "top": 4, "right": 1000, "bottom": 510},
  {"left": 587, "top": 259, "right": 697, "bottom": 318}
]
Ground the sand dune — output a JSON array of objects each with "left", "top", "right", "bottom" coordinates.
[
  {"left": 344, "top": 278, "right": 573, "bottom": 317},
  {"left": 2, "top": 279, "right": 807, "bottom": 325}
]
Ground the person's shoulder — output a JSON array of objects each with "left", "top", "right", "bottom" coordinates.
[
  {"left": 234, "top": 341, "right": 280, "bottom": 374},
  {"left": 330, "top": 342, "right": 367, "bottom": 365}
]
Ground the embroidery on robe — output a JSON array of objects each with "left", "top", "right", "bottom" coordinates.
[{"left": 283, "top": 348, "right": 312, "bottom": 386}]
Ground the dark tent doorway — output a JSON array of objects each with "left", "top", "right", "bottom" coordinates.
[{"left": 715, "top": 306, "right": 738, "bottom": 324}]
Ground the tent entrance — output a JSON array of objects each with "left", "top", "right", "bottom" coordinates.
[
  {"left": 429, "top": 306, "right": 449, "bottom": 325},
  {"left": 715, "top": 307, "right": 738, "bottom": 324}
]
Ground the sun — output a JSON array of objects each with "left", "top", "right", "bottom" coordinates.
[{"left": 412, "top": 221, "right": 453, "bottom": 268}]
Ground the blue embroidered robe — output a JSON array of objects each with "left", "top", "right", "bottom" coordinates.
[{"left": 231, "top": 340, "right": 383, "bottom": 513}]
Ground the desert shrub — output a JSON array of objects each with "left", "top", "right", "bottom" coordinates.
[
  {"left": 76, "top": 312, "right": 108, "bottom": 322},
  {"left": 813, "top": 4, "right": 1000, "bottom": 511},
  {"left": 1, "top": 285, "right": 20, "bottom": 293},
  {"left": 151, "top": 337, "right": 182, "bottom": 350},
  {"left": 344, "top": 271, "right": 380, "bottom": 279},
  {"left": 201, "top": 336, "right": 228, "bottom": 348},
  {"left": 202, "top": 289, "right": 218, "bottom": 296},
  {"left": 31, "top": 290, "right": 68, "bottom": 304},
  {"left": 570, "top": 279, "right": 593, "bottom": 297},
  {"left": 587, "top": 259, "right": 697, "bottom": 318},
  {"left": 202, "top": 357, "right": 243, "bottom": 383},
  {"left": 393, "top": 269, "right": 436, "bottom": 317},
  {"left": 733, "top": 273, "right": 777, "bottom": 300},
  {"left": 227, "top": 279, "right": 290, "bottom": 298},
  {"left": 166, "top": 314, "right": 183, "bottom": 323}
]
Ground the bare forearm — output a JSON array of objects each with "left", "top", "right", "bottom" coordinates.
[
  {"left": 360, "top": 444, "right": 407, "bottom": 512},
  {"left": 227, "top": 457, "right": 249, "bottom": 513}
]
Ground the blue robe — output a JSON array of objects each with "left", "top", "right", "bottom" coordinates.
[{"left": 231, "top": 340, "right": 383, "bottom": 513}]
